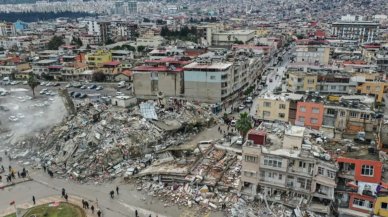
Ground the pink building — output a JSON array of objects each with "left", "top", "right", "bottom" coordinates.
[{"left": 295, "top": 101, "right": 324, "bottom": 130}]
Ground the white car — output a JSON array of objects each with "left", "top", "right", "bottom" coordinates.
[
  {"left": 238, "top": 104, "right": 245, "bottom": 110},
  {"left": 96, "top": 86, "right": 103, "bottom": 91},
  {"left": 116, "top": 92, "right": 124, "bottom": 96},
  {"left": 22, "top": 81, "right": 28, "bottom": 85},
  {"left": 231, "top": 120, "right": 236, "bottom": 127},
  {"left": 65, "top": 83, "right": 72, "bottom": 88},
  {"left": 40, "top": 89, "right": 48, "bottom": 95},
  {"left": 9, "top": 116, "right": 18, "bottom": 122},
  {"left": 236, "top": 137, "right": 243, "bottom": 145}
]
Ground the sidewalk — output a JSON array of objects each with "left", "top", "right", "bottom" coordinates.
[{"left": 0, "top": 194, "right": 100, "bottom": 217}]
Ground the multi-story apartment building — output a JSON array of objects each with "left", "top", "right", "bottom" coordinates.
[
  {"left": 331, "top": 15, "right": 379, "bottom": 44},
  {"left": 294, "top": 45, "right": 330, "bottom": 65},
  {"left": 241, "top": 125, "right": 338, "bottom": 216},
  {"left": 287, "top": 70, "right": 318, "bottom": 92},
  {"left": 375, "top": 51, "right": 388, "bottom": 72},
  {"left": 132, "top": 57, "right": 189, "bottom": 98},
  {"left": 0, "top": 22, "right": 16, "bottom": 37},
  {"left": 85, "top": 50, "right": 112, "bottom": 68},
  {"left": 337, "top": 156, "right": 383, "bottom": 217},
  {"left": 295, "top": 99, "right": 324, "bottom": 130},
  {"left": 183, "top": 60, "right": 233, "bottom": 103},
  {"left": 255, "top": 93, "right": 303, "bottom": 123},
  {"left": 356, "top": 81, "right": 387, "bottom": 103}
]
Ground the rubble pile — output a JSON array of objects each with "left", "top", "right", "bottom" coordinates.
[{"left": 8, "top": 101, "right": 216, "bottom": 183}]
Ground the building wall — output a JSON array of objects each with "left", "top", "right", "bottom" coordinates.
[
  {"left": 348, "top": 193, "right": 375, "bottom": 214},
  {"left": 241, "top": 146, "right": 262, "bottom": 188},
  {"left": 256, "top": 98, "right": 290, "bottom": 122},
  {"left": 287, "top": 72, "right": 318, "bottom": 92},
  {"left": 337, "top": 157, "right": 383, "bottom": 183},
  {"left": 86, "top": 51, "right": 112, "bottom": 68},
  {"left": 356, "top": 82, "right": 387, "bottom": 103},
  {"left": 184, "top": 70, "right": 227, "bottom": 103},
  {"left": 295, "top": 101, "right": 324, "bottom": 129},
  {"left": 374, "top": 196, "right": 388, "bottom": 216},
  {"left": 133, "top": 71, "right": 182, "bottom": 97},
  {"left": 133, "top": 72, "right": 151, "bottom": 96},
  {"left": 295, "top": 46, "right": 330, "bottom": 65}
]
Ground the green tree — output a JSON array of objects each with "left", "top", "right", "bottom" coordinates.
[
  {"left": 47, "top": 36, "right": 65, "bottom": 50},
  {"left": 137, "top": 45, "right": 146, "bottom": 52},
  {"left": 92, "top": 71, "right": 106, "bottom": 82},
  {"left": 105, "top": 38, "right": 115, "bottom": 45},
  {"left": 236, "top": 112, "right": 252, "bottom": 142},
  {"left": 27, "top": 73, "right": 39, "bottom": 98}
]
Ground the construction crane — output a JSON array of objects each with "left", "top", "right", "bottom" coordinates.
[{"left": 58, "top": 88, "right": 76, "bottom": 115}]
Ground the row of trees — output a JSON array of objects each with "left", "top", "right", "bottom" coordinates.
[{"left": 160, "top": 26, "right": 198, "bottom": 42}]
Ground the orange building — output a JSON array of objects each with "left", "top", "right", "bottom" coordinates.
[{"left": 295, "top": 101, "right": 324, "bottom": 130}]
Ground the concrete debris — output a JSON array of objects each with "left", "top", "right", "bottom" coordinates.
[{"left": 6, "top": 100, "right": 215, "bottom": 184}]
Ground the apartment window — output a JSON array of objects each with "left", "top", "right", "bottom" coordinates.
[
  {"left": 318, "top": 167, "right": 324, "bottom": 175},
  {"left": 264, "top": 156, "right": 282, "bottom": 168},
  {"left": 264, "top": 102, "right": 271, "bottom": 107},
  {"left": 327, "top": 170, "right": 336, "bottom": 179},
  {"left": 361, "top": 165, "right": 374, "bottom": 176},
  {"left": 210, "top": 75, "right": 216, "bottom": 80},
  {"left": 279, "top": 113, "right": 285, "bottom": 118},
  {"left": 300, "top": 106, "right": 306, "bottom": 112},
  {"left": 353, "top": 198, "right": 365, "bottom": 207},
  {"left": 327, "top": 108, "right": 336, "bottom": 115},
  {"left": 298, "top": 116, "right": 305, "bottom": 122},
  {"left": 279, "top": 104, "right": 286, "bottom": 109},
  {"left": 299, "top": 161, "right": 306, "bottom": 168},
  {"left": 366, "top": 86, "right": 371, "bottom": 91},
  {"left": 245, "top": 155, "right": 257, "bottom": 163},
  {"left": 297, "top": 177, "right": 310, "bottom": 189},
  {"left": 297, "top": 78, "right": 303, "bottom": 82},
  {"left": 340, "top": 111, "right": 345, "bottom": 117},
  {"left": 360, "top": 113, "right": 370, "bottom": 119},
  {"left": 310, "top": 118, "right": 318, "bottom": 124},
  {"left": 350, "top": 111, "right": 358, "bottom": 118},
  {"left": 330, "top": 85, "right": 336, "bottom": 90},
  {"left": 307, "top": 79, "right": 314, "bottom": 84},
  {"left": 312, "top": 108, "right": 320, "bottom": 114},
  {"left": 376, "top": 86, "right": 381, "bottom": 92},
  {"left": 263, "top": 111, "right": 271, "bottom": 117},
  {"left": 279, "top": 174, "right": 283, "bottom": 180},
  {"left": 381, "top": 202, "right": 388, "bottom": 210},
  {"left": 244, "top": 171, "right": 255, "bottom": 177}
]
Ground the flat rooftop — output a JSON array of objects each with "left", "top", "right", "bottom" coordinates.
[
  {"left": 184, "top": 62, "right": 233, "bottom": 70},
  {"left": 285, "top": 126, "right": 305, "bottom": 137}
]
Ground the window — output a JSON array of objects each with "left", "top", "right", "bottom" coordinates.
[
  {"left": 318, "top": 167, "right": 324, "bottom": 175},
  {"left": 330, "top": 85, "right": 336, "bottom": 90},
  {"left": 263, "top": 111, "right": 271, "bottom": 117},
  {"left": 244, "top": 171, "right": 255, "bottom": 177},
  {"left": 264, "top": 102, "right": 271, "bottom": 107},
  {"left": 298, "top": 116, "right": 305, "bottom": 122},
  {"left": 279, "top": 174, "right": 283, "bottom": 180},
  {"left": 327, "top": 108, "right": 336, "bottom": 115},
  {"left": 361, "top": 113, "right": 370, "bottom": 119},
  {"left": 299, "top": 161, "right": 306, "bottom": 168},
  {"left": 361, "top": 165, "right": 374, "bottom": 176},
  {"left": 353, "top": 198, "right": 365, "bottom": 207},
  {"left": 264, "top": 156, "right": 282, "bottom": 168},
  {"left": 307, "top": 79, "right": 314, "bottom": 84},
  {"left": 210, "top": 75, "right": 216, "bottom": 80},
  {"left": 312, "top": 108, "right": 320, "bottom": 114},
  {"left": 300, "top": 106, "right": 306, "bottom": 112},
  {"left": 381, "top": 202, "right": 388, "bottom": 210},
  {"left": 327, "top": 170, "right": 336, "bottom": 179},
  {"left": 376, "top": 86, "right": 381, "bottom": 92},
  {"left": 279, "top": 113, "right": 285, "bottom": 118},
  {"left": 279, "top": 104, "right": 286, "bottom": 109},
  {"left": 340, "top": 111, "right": 345, "bottom": 117},
  {"left": 353, "top": 198, "right": 373, "bottom": 210},
  {"left": 310, "top": 118, "right": 318, "bottom": 124},
  {"left": 366, "top": 86, "right": 371, "bottom": 91},
  {"left": 245, "top": 155, "right": 257, "bottom": 163},
  {"left": 350, "top": 111, "right": 358, "bottom": 118}
]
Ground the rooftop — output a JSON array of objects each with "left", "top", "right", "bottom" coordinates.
[
  {"left": 183, "top": 62, "right": 232, "bottom": 70},
  {"left": 132, "top": 65, "right": 184, "bottom": 73},
  {"left": 285, "top": 126, "right": 305, "bottom": 137}
]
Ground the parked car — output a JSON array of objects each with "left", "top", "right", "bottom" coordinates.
[
  {"left": 53, "top": 83, "right": 60, "bottom": 86},
  {"left": 40, "top": 89, "right": 48, "bottom": 95},
  {"left": 96, "top": 86, "right": 103, "bottom": 91},
  {"left": 73, "top": 92, "right": 81, "bottom": 98},
  {"left": 79, "top": 93, "right": 87, "bottom": 98},
  {"left": 65, "top": 83, "right": 72, "bottom": 88},
  {"left": 116, "top": 92, "right": 124, "bottom": 96},
  {"left": 238, "top": 104, "right": 245, "bottom": 111},
  {"left": 245, "top": 97, "right": 253, "bottom": 104},
  {"left": 22, "top": 81, "right": 28, "bottom": 85},
  {"left": 80, "top": 85, "right": 87, "bottom": 89},
  {"left": 231, "top": 120, "right": 237, "bottom": 127},
  {"left": 88, "top": 84, "right": 97, "bottom": 89}
]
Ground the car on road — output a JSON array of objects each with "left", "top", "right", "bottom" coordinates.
[
  {"left": 116, "top": 92, "right": 124, "bottom": 96},
  {"left": 269, "top": 79, "right": 273, "bottom": 82},
  {"left": 40, "top": 89, "right": 48, "bottom": 95},
  {"left": 231, "top": 120, "right": 236, "bottom": 127},
  {"left": 40, "top": 82, "right": 46, "bottom": 86},
  {"left": 10, "top": 81, "right": 19, "bottom": 85},
  {"left": 22, "top": 81, "right": 28, "bottom": 85},
  {"left": 69, "top": 91, "right": 75, "bottom": 97},
  {"left": 235, "top": 136, "right": 243, "bottom": 145},
  {"left": 72, "top": 83, "right": 82, "bottom": 88},
  {"left": 53, "top": 83, "right": 60, "bottom": 86},
  {"left": 46, "top": 82, "right": 53, "bottom": 86},
  {"left": 0, "top": 105, "right": 10, "bottom": 111},
  {"left": 8, "top": 116, "right": 18, "bottom": 122},
  {"left": 73, "top": 92, "right": 81, "bottom": 98},
  {"left": 65, "top": 83, "right": 72, "bottom": 88},
  {"left": 118, "top": 81, "right": 126, "bottom": 88},
  {"left": 96, "top": 86, "right": 103, "bottom": 91},
  {"left": 80, "top": 85, "right": 87, "bottom": 89},
  {"left": 88, "top": 84, "right": 97, "bottom": 89},
  {"left": 245, "top": 97, "right": 253, "bottom": 104},
  {"left": 79, "top": 93, "right": 87, "bottom": 98},
  {"left": 238, "top": 104, "right": 245, "bottom": 111}
]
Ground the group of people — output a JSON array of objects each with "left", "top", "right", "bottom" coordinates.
[
  {"left": 0, "top": 165, "right": 29, "bottom": 183},
  {"left": 42, "top": 164, "right": 54, "bottom": 177},
  {"left": 109, "top": 186, "right": 119, "bottom": 199}
]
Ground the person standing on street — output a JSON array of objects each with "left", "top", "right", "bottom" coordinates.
[
  {"left": 91, "top": 205, "right": 94, "bottom": 214},
  {"left": 97, "top": 210, "right": 101, "bottom": 217},
  {"left": 116, "top": 186, "right": 119, "bottom": 195},
  {"left": 110, "top": 190, "right": 114, "bottom": 199},
  {"left": 135, "top": 210, "right": 138, "bottom": 217},
  {"left": 32, "top": 196, "right": 36, "bottom": 205}
]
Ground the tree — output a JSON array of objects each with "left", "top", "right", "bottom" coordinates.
[
  {"left": 236, "top": 112, "right": 252, "bottom": 142},
  {"left": 105, "top": 38, "right": 115, "bottom": 45},
  {"left": 92, "top": 71, "right": 106, "bottom": 82},
  {"left": 47, "top": 36, "right": 65, "bottom": 50},
  {"left": 27, "top": 73, "right": 39, "bottom": 98},
  {"left": 137, "top": 45, "right": 146, "bottom": 52}
]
